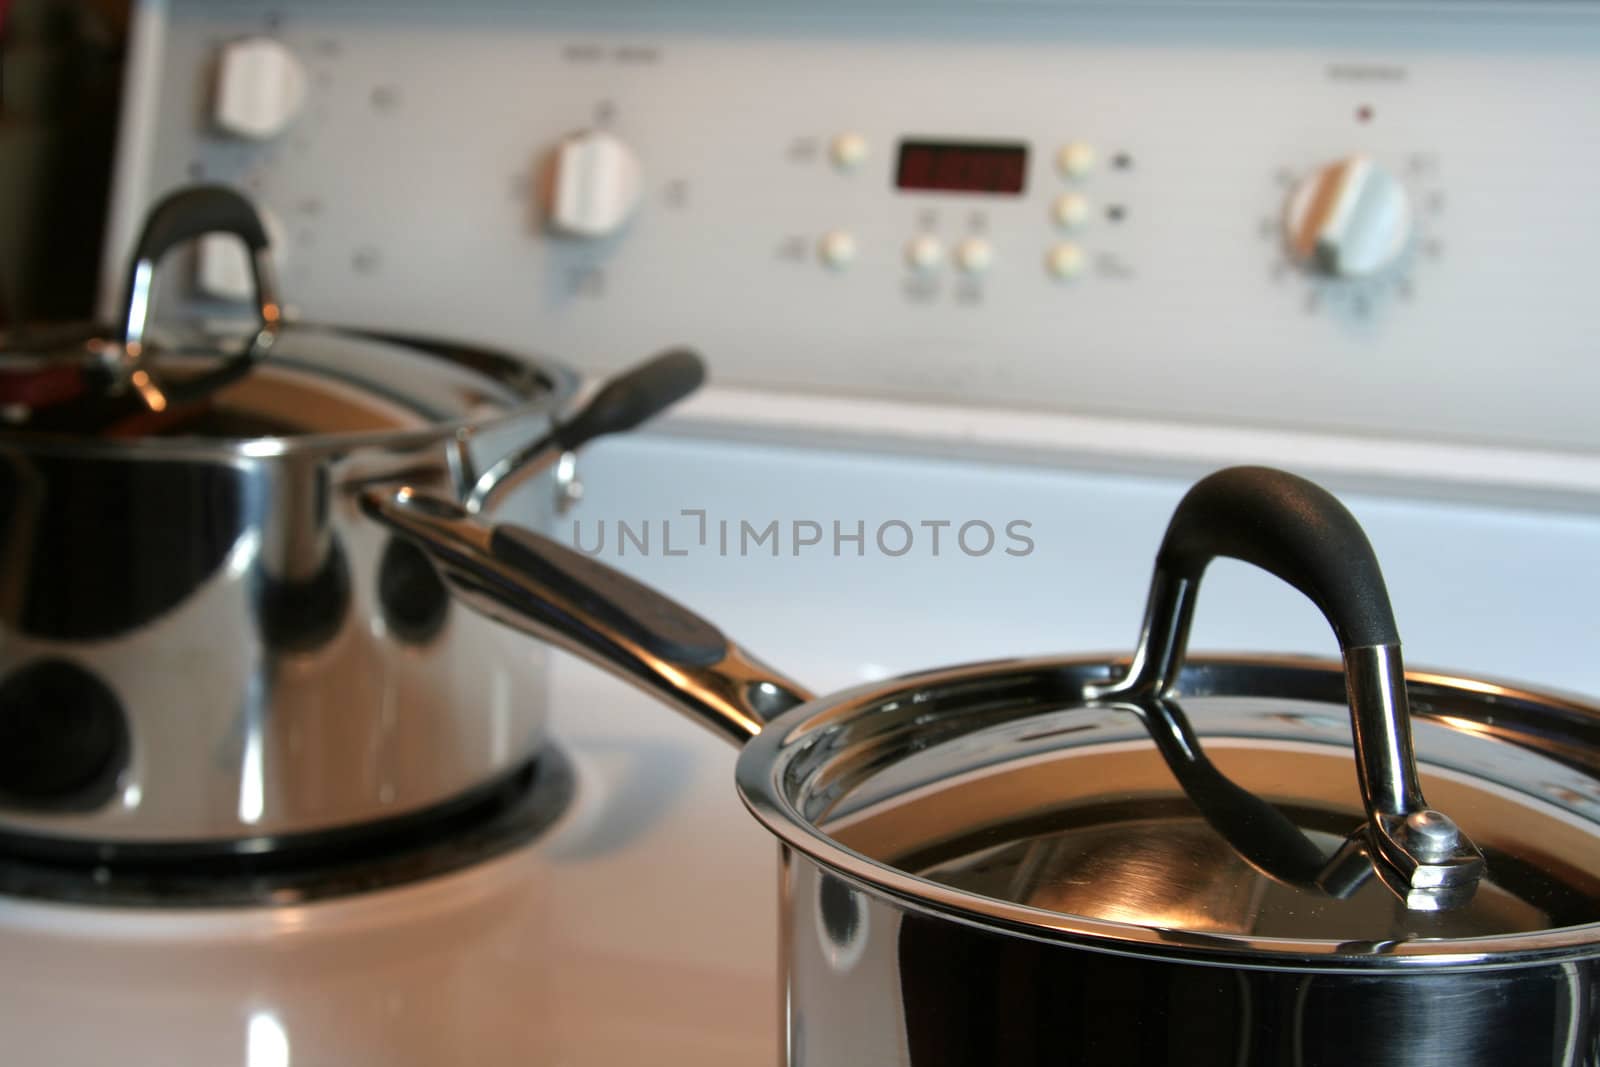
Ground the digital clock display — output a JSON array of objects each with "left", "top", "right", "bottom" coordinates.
[{"left": 895, "top": 140, "right": 1029, "bottom": 195}]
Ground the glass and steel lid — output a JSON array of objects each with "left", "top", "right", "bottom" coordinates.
[
  {"left": 124, "top": 324, "right": 567, "bottom": 442},
  {"left": 0, "top": 186, "right": 571, "bottom": 446},
  {"left": 784, "top": 660, "right": 1600, "bottom": 955},
  {"left": 739, "top": 470, "right": 1600, "bottom": 965}
]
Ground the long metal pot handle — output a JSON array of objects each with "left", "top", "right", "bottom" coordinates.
[
  {"left": 360, "top": 486, "right": 813, "bottom": 744},
  {"left": 1087, "top": 465, "right": 1485, "bottom": 910},
  {"left": 268, "top": 350, "right": 707, "bottom": 659}
]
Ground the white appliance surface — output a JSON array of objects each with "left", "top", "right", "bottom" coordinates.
[
  {"left": 0, "top": 433, "right": 1595, "bottom": 1065},
  {"left": 12, "top": 0, "right": 1597, "bottom": 1063}
]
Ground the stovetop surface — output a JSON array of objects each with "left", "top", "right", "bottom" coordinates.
[{"left": 0, "top": 659, "right": 777, "bottom": 1066}]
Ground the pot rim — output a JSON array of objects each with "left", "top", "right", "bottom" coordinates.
[
  {"left": 735, "top": 652, "right": 1600, "bottom": 972},
  {"left": 0, "top": 323, "right": 580, "bottom": 462}
]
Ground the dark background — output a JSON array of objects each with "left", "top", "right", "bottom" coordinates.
[{"left": 1, "top": 0, "right": 130, "bottom": 328}]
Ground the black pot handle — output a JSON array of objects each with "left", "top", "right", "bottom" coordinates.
[
  {"left": 128, "top": 185, "right": 271, "bottom": 267},
  {"left": 119, "top": 185, "right": 282, "bottom": 364},
  {"left": 1091, "top": 466, "right": 1484, "bottom": 910},
  {"left": 1155, "top": 466, "right": 1400, "bottom": 649},
  {"left": 465, "top": 349, "right": 708, "bottom": 515},
  {"left": 553, "top": 348, "right": 706, "bottom": 453}
]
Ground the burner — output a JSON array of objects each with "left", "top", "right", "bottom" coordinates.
[{"left": 0, "top": 747, "right": 575, "bottom": 907}]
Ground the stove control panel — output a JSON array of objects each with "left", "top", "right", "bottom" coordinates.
[{"left": 105, "top": 2, "right": 1600, "bottom": 455}]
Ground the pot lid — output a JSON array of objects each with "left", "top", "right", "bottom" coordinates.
[
  {"left": 793, "top": 659, "right": 1600, "bottom": 957},
  {"left": 0, "top": 323, "right": 572, "bottom": 446},
  {"left": 0, "top": 186, "right": 573, "bottom": 443},
  {"left": 735, "top": 469, "right": 1600, "bottom": 964}
]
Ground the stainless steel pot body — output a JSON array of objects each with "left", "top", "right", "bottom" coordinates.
[
  {"left": 0, "top": 347, "right": 571, "bottom": 845},
  {"left": 0, "top": 186, "right": 705, "bottom": 852},
  {"left": 782, "top": 852, "right": 1600, "bottom": 1066},
  {"left": 757, "top": 657, "right": 1600, "bottom": 1067}
]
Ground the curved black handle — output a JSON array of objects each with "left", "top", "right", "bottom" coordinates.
[
  {"left": 120, "top": 184, "right": 280, "bottom": 357},
  {"left": 553, "top": 348, "right": 706, "bottom": 452},
  {"left": 1093, "top": 465, "right": 1485, "bottom": 910},
  {"left": 130, "top": 185, "right": 271, "bottom": 266},
  {"left": 1156, "top": 466, "right": 1399, "bottom": 649}
]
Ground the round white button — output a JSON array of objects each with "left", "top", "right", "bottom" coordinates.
[
  {"left": 904, "top": 235, "right": 944, "bottom": 272},
  {"left": 1052, "top": 192, "right": 1090, "bottom": 230},
  {"left": 830, "top": 133, "right": 869, "bottom": 171},
  {"left": 818, "top": 230, "right": 857, "bottom": 269},
  {"left": 955, "top": 237, "right": 994, "bottom": 275},
  {"left": 1046, "top": 242, "right": 1086, "bottom": 280},
  {"left": 1056, "top": 142, "right": 1096, "bottom": 179}
]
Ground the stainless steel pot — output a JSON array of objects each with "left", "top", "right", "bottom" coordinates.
[
  {"left": 0, "top": 186, "right": 704, "bottom": 847},
  {"left": 367, "top": 467, "right": 1600, "bottom": 1066}
]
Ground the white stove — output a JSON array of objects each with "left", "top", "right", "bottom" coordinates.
[{"left": 7, "top": 0, "right": 1600, "bottom": 1063}]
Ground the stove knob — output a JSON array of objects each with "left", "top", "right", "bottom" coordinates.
[
  {"left": 544, "top": 130, "right": 642, "bottom": 239},
  {"left": 1283, "top": 155, "right": 1412, "bottom": 278},
  {"left": 213, "top": 37, "right": 307, "bottom": 140}
]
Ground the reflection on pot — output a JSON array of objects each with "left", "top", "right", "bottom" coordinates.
[
  {"left": 814, "top": 870, "right": 870, "bottom": 973},
  {"left": 0, "top": 448, "right": 246, "bottom": 641},
  {"left": 891, "top": 905, "right": 1599, "bottom": 1066}
]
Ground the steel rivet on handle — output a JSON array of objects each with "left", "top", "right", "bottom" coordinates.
[{"left": 1401, "top": 809, "right": 1463, "bottom": 861}]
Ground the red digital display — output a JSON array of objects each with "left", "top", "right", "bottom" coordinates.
[{"left": 895, "top": 140, "right": 1029, "bottom": 195}]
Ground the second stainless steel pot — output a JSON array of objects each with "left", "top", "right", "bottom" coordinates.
[
  {"left": 368, "top": 466, "right": 1600, "bottom": 1066},
  {"left": 0, "top": 186, "right": 705, "bottom": 848}
]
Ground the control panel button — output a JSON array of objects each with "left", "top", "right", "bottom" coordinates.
[
  {"left": 213, "top": 37, "right": 307, "bottom": 140},
  {"left": 830, "top": 132, "right": 869, "bottom": 171},
  {"left": 196, "top": 234, "right": 255, "bottom": 301},
  {"left": 1055, "top": 142, "right": 1096, "bottom": 179},
  {"left": 196, "top": 209, "right": 285, "bottom": 301},
  {"left": 819, "top": 230, "right": 857, "bottom": 269},
  {"left": 545, "top": 130, "right": 643, "bottom": 239},
  {"left": 904, "top": 235, "right": 944, "bottom": 272},
  {"left": 1052, "top": 192, "right": 1090, "bottom": 229},
  {"left": 1283, "top": 155, "right": 1412, "bottom": 278},
  {"left": 955, "top": 237, "right": 993, "bottom": 275},
  {"left": 1046, "top": 242, "right": 1086, "bottom": 280}
]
